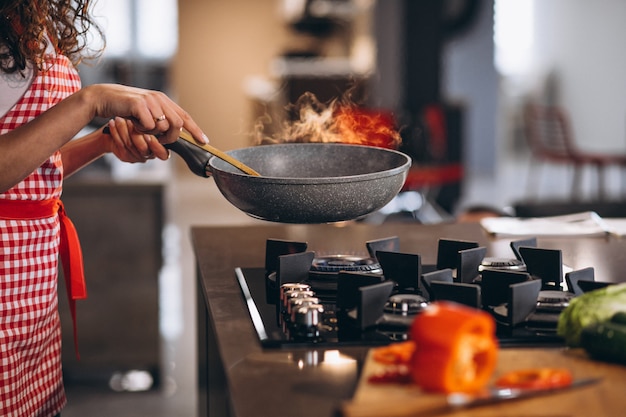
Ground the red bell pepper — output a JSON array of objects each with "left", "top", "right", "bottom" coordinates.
[{"left": 409, "top": 301, "right": 499, "bottom": 393}]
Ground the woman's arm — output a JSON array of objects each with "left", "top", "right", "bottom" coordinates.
[{"left": 0, "top": 83, "right": 206, "bottom": 192}]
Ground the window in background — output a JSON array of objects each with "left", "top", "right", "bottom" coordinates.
[
  {"left": 493, "top": 0, "right": 534, "bottom": 77},
  {"left": 91, "top": 0, "right": 178, "bottom": 60}
]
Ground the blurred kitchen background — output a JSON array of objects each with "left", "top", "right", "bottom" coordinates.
[{"left": 57, "top": 0, "right": 626, "bottom": 416}]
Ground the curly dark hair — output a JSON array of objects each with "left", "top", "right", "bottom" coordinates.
[{"left": 0, "top": 0, "right": 104, "bottom": 74}]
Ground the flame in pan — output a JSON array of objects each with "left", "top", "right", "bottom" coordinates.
[{"left": 254, "top": 92, "right": 402, "bottom": 149}]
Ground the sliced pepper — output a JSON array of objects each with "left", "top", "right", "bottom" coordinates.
[
  {"left": 371, "top": 340, "right": 416, "bottom": 365},
  {"left": 495, "top": 368, "right": 573, "bottom": 390},
  {"left": 410, "top": 301, "right": 498, "bottom": 394}
]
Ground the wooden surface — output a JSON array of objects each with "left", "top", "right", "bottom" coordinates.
[{"left": 342, "top": 347, "right": 626, "bottom": 417}]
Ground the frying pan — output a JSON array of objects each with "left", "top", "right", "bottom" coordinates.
[{"left": 165, "top": 139, "right": 411, "bottom": 223}]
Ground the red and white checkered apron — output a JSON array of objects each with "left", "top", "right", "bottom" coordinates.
[{"left": 0, "top": 54, "right": 83, "bottom": 417}]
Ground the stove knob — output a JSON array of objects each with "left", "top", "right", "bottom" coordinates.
[
  {"left": 293, "top": 304, "right": 324, "bottom": 328},
  {"left": 283, "top": 289, "right": 316, "bottom": 311},
  {"left": 279, "top": 283, "right": 311, "bottom": 305},
  {"left": 290, "top": 304, "right": 325, "bottom": 341},
  {"left": 288, "top": 297, "right": 320, "bottom": 321}
]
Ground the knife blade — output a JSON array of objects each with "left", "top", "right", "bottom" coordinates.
[
  {"left": 340, "top": 378, "right": 601, "bottom": 417},
  {"left": 446, "top": 377, "right": 601, "bottom": 408}
]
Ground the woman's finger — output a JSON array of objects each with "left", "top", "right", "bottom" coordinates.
[
  {"left": 146, "top": 136, "right": 170, "bottom": 160},
  {"left": 125, "top": 118, "right": 154, "bottom": 159},
  {"left": 119, "top": 118, "right": 146, "bottom": 160},
  {"left": 148, "top": 92, "right": 204, "bottom": 145}
]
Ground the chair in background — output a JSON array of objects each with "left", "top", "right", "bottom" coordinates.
[{"left": 523, "top": 102, "right": 626, "bottom": 200}]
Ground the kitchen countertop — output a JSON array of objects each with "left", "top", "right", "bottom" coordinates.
[{"left": 191, "top": 222, "right": 626, "bottom": 417}]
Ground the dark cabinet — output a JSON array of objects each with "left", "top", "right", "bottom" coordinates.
[{"left": 58, "top": 181, "right": 164, "bottom": 386}]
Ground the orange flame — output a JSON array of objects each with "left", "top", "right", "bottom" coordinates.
[
  {"left": 334, "top": 106, "right": 401, "bottom": 149},
  {"left": 255, "top": 92, "right": 402, "bottom": 149}
]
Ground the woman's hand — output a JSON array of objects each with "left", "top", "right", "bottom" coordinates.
[
  {"left": 0, "top": 82, "right": 208, "bottom": 190},
  {"left": 105, "top": 117, "right": 170, "bottom": 162},
  {"left": 85, "top": 84, "right": 208, "bottom": 146}
]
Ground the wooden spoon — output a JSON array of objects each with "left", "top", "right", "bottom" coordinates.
[{"left": 177, "top": 130, "right": 261, "bottom": 176}]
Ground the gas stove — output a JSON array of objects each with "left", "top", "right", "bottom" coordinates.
[{"left": 235, "top": 236, "right": 603, "bottom": 349}]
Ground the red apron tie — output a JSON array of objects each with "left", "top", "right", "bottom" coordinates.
[{"left": 0, "top": 198, "right": 86, "bottom": 359}]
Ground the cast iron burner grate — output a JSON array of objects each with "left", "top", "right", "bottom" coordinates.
[{"left": 235, "top": 236, "right": 605, "bottom": 349}]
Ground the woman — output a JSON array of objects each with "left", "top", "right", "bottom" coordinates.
[{"left": 0, "top": 1, "right": 207, "bottom": 416}]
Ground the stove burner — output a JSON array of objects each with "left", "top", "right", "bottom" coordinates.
[
  {"left": 538, "top": 290, "right": 573, "bottom": 304},
  {"left": 536, "top": 290, "right": 573, "bottom": 313},
  {"left": 479, "top": 257, "right": 526, "bottom": 272},
  {"left": 384, "top": 294, "right": 428, "bottom": 316},
  {"left": 311, "top": 255, "right": 382, "bottom": 274}
]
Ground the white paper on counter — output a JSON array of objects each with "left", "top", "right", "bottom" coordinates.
[
  {"left": 599, "top": 218, "right": 626, "bottom": 237},
  {"left": 479, "top": 211, "right": 612, "bottom": 237}
]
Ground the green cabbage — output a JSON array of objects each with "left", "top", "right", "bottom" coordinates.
[{"left": 557, "top": 282, "right": 626, "bottom": 347}]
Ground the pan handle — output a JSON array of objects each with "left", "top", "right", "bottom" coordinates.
[
  {"left": 101, "top": 126, "right": 212, "bottom": 178},
  {"left": 163, "top": 139, "right": 212, "bottom": 178}
]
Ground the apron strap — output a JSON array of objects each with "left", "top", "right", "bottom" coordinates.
[
  {"left": 0, "top": 198, "right": 87, "bottom": 359},
  {"left": 56, "top": 200, "right": 87, "bottom": 359}
]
